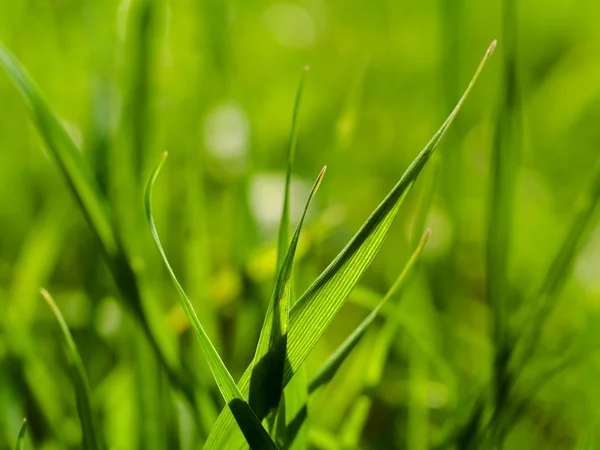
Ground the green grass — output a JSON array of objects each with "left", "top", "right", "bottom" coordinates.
[{"left": 2, "top": 1, "right": 600, "bottom": 449}]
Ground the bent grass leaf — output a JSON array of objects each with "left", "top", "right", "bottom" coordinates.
[
  {"left": 0, "top": 41, "right": 192, "bottom": 408},
  {"left": 308, "top": 229, "right": 429, "bottom": 394},
  {"left": 204, "top": 41, "right": 496, "bottom": 450},
  {"left": 15, "top": 419, "right": 27, "bottom": 450},
  {"left": 249, "top": 167, "right": 326, "bottom": 420},
  {"left": 145, "top": 152, "right": 278, "bottom": 450},
  {"left": 41, "top": 290, "right": 102, "bottom": 450}
]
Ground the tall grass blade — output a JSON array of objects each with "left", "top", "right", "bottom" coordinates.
[
  {"left": 274, "top": 67, "right": 311, "bottom": 450},
  {"left": 0, "top": 41, "right": 192, "bottom": 407},
  {"left": 249, "top": 167, "right": 326, "bottom": 420},
  {"left": 308, "top": 229, "right": 429, "bottom": 394},
  {"left": 14, "top": 419, "right": 26, "bottom": 450},
  {"left": 486, "top": 0, "right": 520, "bottom": 416},
  {"left": 145, "top": 152, "right": 279, "bottom": 450},
  {"left": 277, "top": 67, "right": 310, "bottom": 269},
  {"left": 203, "top": 41, "right": 496, "bottom": 450},
  {"left": 40, "top": 289, "right": 102, "bottom": 450}
]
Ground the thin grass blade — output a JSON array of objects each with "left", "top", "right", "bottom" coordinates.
[
  {"left": 308, "top": 229, "right": 429, "bottom": 394},
  {"left": 277, "top": 67, "right": 310, "bottom": 268},
  {"left": 40, "top": 289, "right": 102, "bottom": 450},
  {"left": 249, "top": 167, "right": 326, "bottom": 420},
  {"left": 14, "top": 419, "right": 26, "bottom": 450},
  {"left": 145, "top": 152, "right": 279, "bottom": 450},
  {"left": 486, "top": 1, "right": 520, "bottom": 417},
  {"left": 203, "top": 41, "right": 496, "bottom": 450}
]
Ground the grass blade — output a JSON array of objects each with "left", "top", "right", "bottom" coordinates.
[
  {"left": 275, "top": 67, "right": 311, "bottom": 450},
  {"left": 14, "top": 419, "right": 26, "bottom": 450},
  {"left": 145, "top": 152, "right": 279, "bottom": 450},
  {"left": 0, "top": 41, "right": 193, "bottom": 409},
  {"left": 486, "top": 0, "right": 520, "bottom": 419},
  {"left": 308, "top": 229, "right": 429, "bottom": 394},
  {"left": 40, "top": 289, "right": 102, "bottom": 450},
  {"left": 203, "top": 41, "right": 496, "bottom": 450},
  {"left": 284, "top": 230, "right": 429, "bottom": 449},
  {"left": 277, "top": 67, "right": 310, "bottom": 268},
  {"left": 249, "top": 167, "right": 326, "bottom": 420}
]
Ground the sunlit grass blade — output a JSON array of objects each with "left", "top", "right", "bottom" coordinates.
[
  {"left": 40, "top": 289, "right": 102, "bottom": 450},
  {"left": 145, "top": 152, "right": 279, "bottom": 450},
  {"left": 250, "top": 167, "right": 326, "bottom": 420},
  {"left": 308, "top": 229, "right": 429, "bottom": 394},
  {"left": 286, "top": 231, "right": 429, "bottom": 449},
  {"left": 0, "top": 41, "right": 193, "bottom": 408},
  {"left": 14, "top": 419, "right": 26, "bottom": 450},
  {"left": 203, "top": 41, "right": 495, "bottom": 450},
  {"left": 278, "top": 66, "right": 310, "bottom": 268}
]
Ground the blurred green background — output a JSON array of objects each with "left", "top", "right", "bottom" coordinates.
[{"left": 1, "top": 0, "right": 600, "bottom": 449}]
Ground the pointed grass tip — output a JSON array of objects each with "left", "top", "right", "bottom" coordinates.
[
  {"left": 423, "top": 228, "right": 431, "bottom": 240},
  {"left": 315, "top": 165, "right": 327, "bottom": 189},
  {"left": 40, "top": 288, "right": 51, "bottom": 303},
  {"left": 488, "top": 40, "right": 497, "bottom": 55}
]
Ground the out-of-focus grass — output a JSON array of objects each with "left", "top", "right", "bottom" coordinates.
[{"left": 1, "top": 1, "right": 600, "bottom": 449}]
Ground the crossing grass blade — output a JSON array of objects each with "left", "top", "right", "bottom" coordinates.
[
  {"left": 0, "top": 41, "right": 194, "bottom": 409},
  {"left": 145, "top": 152, "right": 279, "bottom": 450},
  {"left": 14, "top": 419, "right": 26, "bottom": 450},
  {"left": 203, "top": 41, "right": 496, "bottom": 450},
  {"left": 308, "top": 229, "right": 429, "bottom": 394},
  {"left": 40, "top": 289, "right": 102, "bottom": 450},
  {"left": 249, "top": 167, "right": 326, "bottom": 420}
]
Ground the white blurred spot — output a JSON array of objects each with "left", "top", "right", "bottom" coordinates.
[
  {"left": 204, "top": 101, "right": 250, "bottom": 166},
  {"left": 263, "top": 3, "right": 316, "bottom": 48},
  {"left": 249, "top": 173, "right": 312, "bottom": 235},
  {"left": 421, "top": 206, "right": 453, "bottom": 257},
  {"left": 96, "top": 298, "right": 123, "bottom": 337},
  {"left": 575, "top": 226, "right": 600, "bottom": 297}
]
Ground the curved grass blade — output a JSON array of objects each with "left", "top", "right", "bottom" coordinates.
[
  {"left": 307, "top": 229, "right": 429, "bottom": 394},
  {"left": 278, "top": 66, "right": 310, "bottom": 268},
  {"left": 14, "top": 419, "right": 27, "bottom": 450},
  {"left": 40, "top": 289, "right": 102, "bottom": 450},
  {"left": 0, "top": 42, "right": 117, "bottom": 258},
  {"left": 203, "top": 41, "right": 496, "bottom": 450},
  {"left": 250, "top": 167, "right": 326, "bottom": 420},
  {"left": 0, "top": 41, "right": 193, "bottom": 409},
  {"left": 145, "top": 152, "right": 278, "bottom": 450}
]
